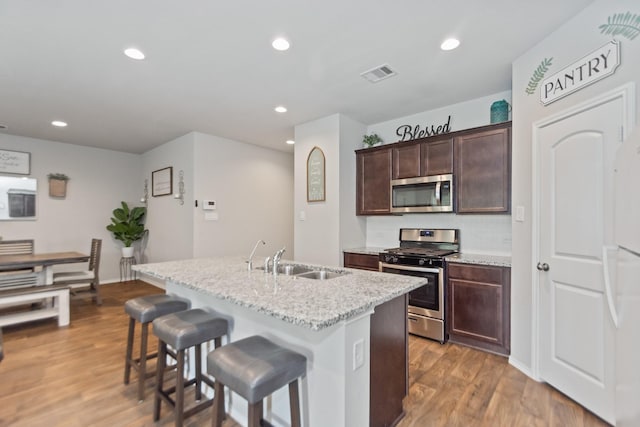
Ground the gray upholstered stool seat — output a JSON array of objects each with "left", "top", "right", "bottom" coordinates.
[
  {"left": 124, "top": 294, "right": 189, "bottom": 402},
  {"left": 207, "top": 335, "right": 307, "bottom": 427},
  {"left": 152, "top": 308, "right": 228, "bottom": 427}
]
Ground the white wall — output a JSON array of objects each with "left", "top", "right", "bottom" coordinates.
[
  {"left": 511, "top": 0, "right": 640, "bottom": 372},
  {"left": 192, "top": 132, "right": 294, "bottom": 259},
  {"left": 141, "top": 133, "right": 196, "bottom": 263},
  {"left": 0, "top": 133, "right": 141, "bottom": 282},
  {"left": 294, "top": 114, "right": 367, "bottom": 266},
  {"left": 365, "top": 91, "right": 514, "bottom": 254}
]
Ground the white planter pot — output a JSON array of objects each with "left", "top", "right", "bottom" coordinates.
[{"left": 122, "top": 247, "right": 134, "bottom": 258}]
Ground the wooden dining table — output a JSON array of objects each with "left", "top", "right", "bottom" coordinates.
[{"left": 0, "top": 251, "right": 89, "bottom": 285}]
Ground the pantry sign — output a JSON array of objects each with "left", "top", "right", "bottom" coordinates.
[{"left": 540, "top": 40, "right": 620, "bottom": 105}]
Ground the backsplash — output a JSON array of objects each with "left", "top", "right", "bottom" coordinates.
[{"left": 366, "top": 214, "right": 512, "bottom": 255}]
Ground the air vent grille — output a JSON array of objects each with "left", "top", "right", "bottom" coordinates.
[{"left": 360, "top": 64, "right": 397, "bottom": 83}]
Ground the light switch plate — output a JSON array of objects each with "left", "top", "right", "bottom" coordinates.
[
  {"left": 299, "top": 210, "right": 306, "bottom": 221},
  {"left": 515, "top": 206, "right": 525, "bottom": 222}
]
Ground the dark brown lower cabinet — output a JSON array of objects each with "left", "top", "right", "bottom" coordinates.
[
  {"left": 344, "top": 252, "right": 380, "bottom": 271},
  {"left": 370, "top": 294, "right": 408, "bottom": 427},
  {"left": 446, "top": 263, "right": 510, "bottom": 355}
]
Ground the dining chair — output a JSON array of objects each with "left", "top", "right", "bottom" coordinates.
[
  {"left": 52, "top": 238, "right": 102, "bottom": 305},
  {"left": 0, "top": 239, "right": 36, "bottom": 273},
  {"left": 0, "top": 239, "right": 34, "bottom": 256}
]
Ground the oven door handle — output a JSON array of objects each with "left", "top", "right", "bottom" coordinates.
[{"left": 380, "top": 262, "right": 440, "bottom": 274}]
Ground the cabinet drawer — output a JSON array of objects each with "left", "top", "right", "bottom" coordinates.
[
  {"left": 448, "top": 263, "right": 504, "bottom": 284},
  {"left": 344, "top": 253, "right": 380, "bottom": 271}
]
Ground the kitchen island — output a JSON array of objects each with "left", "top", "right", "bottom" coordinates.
[{"left": 134, "top": 257, "right": 427, "bottom": 427}]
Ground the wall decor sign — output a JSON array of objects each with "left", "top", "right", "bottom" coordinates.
[
  {"left": 540, "top": 40, "right": 620, "bottom": 105},
  {"left": 307, "top": 146, "right": 325, "bottom": 202},
  {"left": 0, "top": 149, "right": 30, "bottom": 175},
  {"left": 525, "top": 57, "right": 553, "bottom": 95},
  {"left": 152, "top": 166, "right": 173, "bottom": 197},
  {"left": 395, "top": 115, "right": 451, "bottom": 142},
  {"left": 599, "top": 12, "right": 640, "bottom": 41}
]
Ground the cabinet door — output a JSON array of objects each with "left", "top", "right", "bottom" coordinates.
[
  {"left": 421, "top": 138, "right": 453, "bottom": 176},
  {"left": 344, "top": 252, "right": 380, "bottom": 271},
  {"left": 392, "top": 143, "right": 421, "bottom": 179},
  {"left": 356, "top": 148, "right": 392, "bottom": 215},
  {"left": 455, "top": 126, "right": 511, "bottom": 213},
  {"left": 447, "top": 263, "right": 510, "bottom": 355}
]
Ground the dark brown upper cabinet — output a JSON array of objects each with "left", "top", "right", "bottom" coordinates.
[
  {"left": 454, "top": 124, "right": 511, "bottom": 213},
  {"left": 356, "top": 146, "right": 393, "bottom": 215},
  {"left": 391, "top": 137, "right": 453, "bottom": 180}
]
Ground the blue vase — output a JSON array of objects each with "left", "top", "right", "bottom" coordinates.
[{"left": 490, "top": 100, "right": 510, "bottom": 123}]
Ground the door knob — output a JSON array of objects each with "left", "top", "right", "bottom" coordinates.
[{"left": 536, "top": 262, "right": 550, "bottom": 271}]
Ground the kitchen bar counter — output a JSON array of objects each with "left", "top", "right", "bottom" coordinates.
[
  {"left": 134, "top": 257, "right": 424, "bottom": 427},
  {"left": 134, "top": 256, "right": 425, "bottom": 330}
]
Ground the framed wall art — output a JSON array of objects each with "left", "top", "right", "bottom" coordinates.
[
  {"left": 152, "top": 166, "right": 173, "bottom": 197},
  {"left": 0, "top": 149, "right": 30, "bottom": 175},
  {"left": 307, "top": 146, "right": 325, "bottom": 202}
]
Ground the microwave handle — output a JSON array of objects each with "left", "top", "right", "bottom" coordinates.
[{"left": 435, "top": 181, "right": 441, "bottom": 203}]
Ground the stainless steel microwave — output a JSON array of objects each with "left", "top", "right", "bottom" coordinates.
[{"left": 390, "top": 174, "right": 454, "bottom": 213}]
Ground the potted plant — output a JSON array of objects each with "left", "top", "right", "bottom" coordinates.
[
  {"left": 362, "top": 133, "right": 383, "bottom": 148},
  {"left": 106, "top": 201, "right": 147, "bottom": 257},
  {"left": 48, "top": 173, "right": 69, "bottom": 198}
]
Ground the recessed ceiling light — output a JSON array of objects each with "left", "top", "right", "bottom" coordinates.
[
  {"left": 440, "top": 38, "right": 460, "bottom": 51},
  {"left": 275, "top": 106, "right": 287, "bottom": 113},
  {"left": 51, "top": 120, "right": 67, "bottom": 127},
  {"left": 286, "top": 140, "right": 295, "bottom": 145},
  {"left": 272, "top": 38, "right": 290, "bottom": 51},
  {"left": 124, "top": 47, "right": 145, "bottom": 60}
]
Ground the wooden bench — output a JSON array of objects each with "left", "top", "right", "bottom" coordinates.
[{"left": 0, "top": 273, "right": 70, "bottom": 327}]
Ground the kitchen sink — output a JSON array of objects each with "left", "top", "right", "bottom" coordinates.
[
  {"left": 256, "top": 264, "right": 314, "bottom": 276},
  {"left": 295, "top": 270, "right": 350, "bottom": 280}
]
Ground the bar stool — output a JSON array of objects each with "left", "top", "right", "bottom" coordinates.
[
  {"left": 124, "top": 294, "right": 189, "bottom": 402},
  {"left": 153, "top": 308, "right": 228, "bottom": 427},
  {"left": 207, "top": 335, "right": 307, "bottom": 427}
]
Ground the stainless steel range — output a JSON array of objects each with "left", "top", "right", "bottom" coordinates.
[{"left": 379, "top": 228, "right": 459, "bottom": 343}]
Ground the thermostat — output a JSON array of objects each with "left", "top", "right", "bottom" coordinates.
[{"left": 203, "top": 200, "right": 216, "bottom": 210}]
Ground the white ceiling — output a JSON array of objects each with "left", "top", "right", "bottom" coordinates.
[{"left": 0, "top": 0, "right": 594, "bottom": 154}]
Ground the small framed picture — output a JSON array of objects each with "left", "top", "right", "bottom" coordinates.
[
  {"left": 0, "top": 149, "right": 31, "bottom": 175},
  {"left": 152, "top": 167, "right": 173, "bottom": 197}
]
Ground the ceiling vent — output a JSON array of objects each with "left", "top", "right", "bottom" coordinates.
[
  {"left": 360, "top": 64, "right": 397, "bottom": 83},
  {"left": 0, "top": 124, "right": 7, "bottom": 130}
]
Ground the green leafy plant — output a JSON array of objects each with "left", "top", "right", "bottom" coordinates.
[
  {"left": 525, "top": 57, "right": 553, "bottom": 95},
  {"left": 106, "top": 201, "right": 147, "bottom": 247},
  {"left": 47, "top": 173, "right": 69, "bottom": 181},
  {"left": 599, "top": 12, "right": 640, "bottom": 41},
  {"left": 362, "top": 133, "right": 383, "bottom": 147}
]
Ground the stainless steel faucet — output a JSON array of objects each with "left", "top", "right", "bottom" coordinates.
[
  {"left": 272, "top": 247, "right": 286, "bottom": 276},
  {"left": 247, "top": 239, "right": 265, "bottom": 271}
]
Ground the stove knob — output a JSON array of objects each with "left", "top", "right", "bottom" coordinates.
[
  {"left": 385, "top": 255, "right": 392, "bottom": 263},
  {"left": 392, "top": 256, "right": 399, "bottom": 263},
  {"left": 418, "top": 259, "right": 425, "bottom": 266},
  {"left": 429, "top": 259, "right": 433, "bottom": 265}
]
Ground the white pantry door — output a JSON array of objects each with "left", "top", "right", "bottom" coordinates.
[{"left": 536, "top": 95, "right": 624, "bottom": 425}]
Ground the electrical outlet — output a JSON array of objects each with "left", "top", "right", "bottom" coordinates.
[{"left": 353, "top": 339, "right": 364, "bottom": 370}]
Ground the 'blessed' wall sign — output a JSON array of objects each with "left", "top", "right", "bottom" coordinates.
[{"left": 396, "top": 115, "right": 452, "bottom": 142}]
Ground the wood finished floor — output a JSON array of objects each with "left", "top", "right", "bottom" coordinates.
[{"left": 0, "top": 281, "right": 610, "bottom": 427}]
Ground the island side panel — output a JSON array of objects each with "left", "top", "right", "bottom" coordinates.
[
  {"left": 370, "top": 293, "right": 408, "bottom": 427},
  {"left": 166, "top": 280, "right": 373, "bottom": 427}
]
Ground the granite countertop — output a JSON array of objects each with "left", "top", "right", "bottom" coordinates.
[
  {"left": 343, "top": 247, "right": 386, "bottom": 256},
  {"left": 445, "top": 253, "right": 511, "bottom": 267},
  {"left": 133, "top": 257, "right": 426, "bottom": 331}
]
